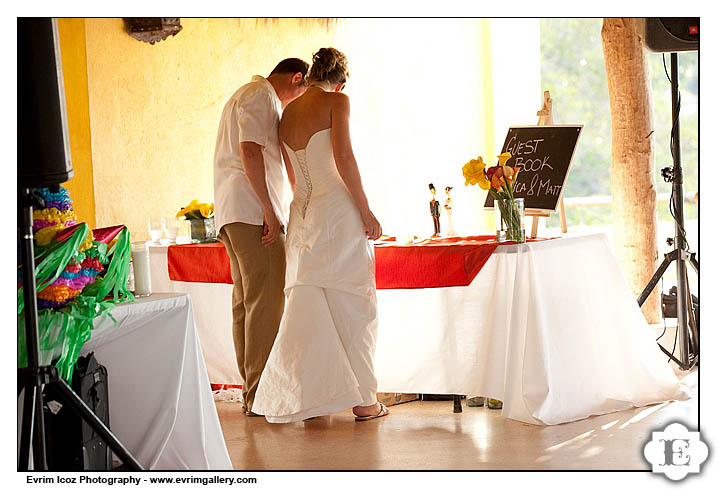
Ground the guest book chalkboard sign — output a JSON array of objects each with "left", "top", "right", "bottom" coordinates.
[{"left": 484, "top": 125, "right": 583, "bottom": 213}]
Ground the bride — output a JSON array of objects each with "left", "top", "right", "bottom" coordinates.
[{"left": 252, "top": 47, "right": 388, "bottom": 422}]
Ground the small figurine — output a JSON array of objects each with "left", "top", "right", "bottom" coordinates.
[
  {"left": 429, "top": 183, "right": 441, "bottom": 237},
  {"left": 444, "top": 186, "right": 456, "bottom": 236}
]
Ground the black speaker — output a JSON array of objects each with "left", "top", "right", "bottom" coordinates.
[
  {"left": 43, "top": 353, "right": 111, "bottom": 470},
  {"left": 18, "top": 17, "right": 74, "bottom": 188},
  {"left": 641, "top": 18, "right": 699, "bottom": 53}
]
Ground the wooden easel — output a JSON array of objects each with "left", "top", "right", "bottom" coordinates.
[{"left": 529, "top": 91, "right": 568, "bottom": 238}]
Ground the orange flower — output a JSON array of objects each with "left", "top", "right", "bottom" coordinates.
[{"left": 491, "top": 174, "right": 505, "bottom": 190}]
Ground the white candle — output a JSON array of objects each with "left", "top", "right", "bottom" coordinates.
[{"left": 131, "top": 242, "right": 152, "bottom": 297}]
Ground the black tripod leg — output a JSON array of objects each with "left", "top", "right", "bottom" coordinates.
[
  {"left": 32, "top": 384, "right": 47, "bottom": 470},
  {"left": 658, "top": 344, "right": 690, "bottom": 370},
  {"left": 684, "top": 271, "right": 699, "bottom": 363},
  {"left": 675, "top": 252, "right": 692, "bottom": 369},
  {"left": 18, "top": 188, "right": 49, "bottom": 471},
  {"left": 638, "top": 252, "right": 676, "bottom": 307},
  {"left": 690, "top": 254, "right": 699, "bottom": 275},
  {"left": 18, "top": 387, "right": 35, "bottom": 470},
  {"left": 53, "top": 378, "right": 143, "bottom": 470},
  {"left": 17, "top": 384, "right": 48, "bottom": 471}
]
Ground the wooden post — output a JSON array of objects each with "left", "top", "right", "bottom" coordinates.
[
  {"left": 530, "top": 215, "right": 540, "bottom": 238},
  {"left": 601, "top": 18, "right": 661, "bottom": 324},
  {"left": 536, "top": 90, "right": 553, "bottom": 126},
  {"left": 558, "top": 197, "right": 567, "bottom": 232},
  {"left": 529, "top": 91, "right": 567, "bottom": 238}
]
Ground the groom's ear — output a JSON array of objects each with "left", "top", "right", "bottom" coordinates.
[{"left": 291, "top": 72, "right": 305, "bottom": 86}]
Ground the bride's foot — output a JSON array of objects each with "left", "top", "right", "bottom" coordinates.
[
  {"left": 353, "top": 402, "right": 389, "bottom": 420},
  {"left": 353, "top": 403, "right": 382, "bottom": 418}
]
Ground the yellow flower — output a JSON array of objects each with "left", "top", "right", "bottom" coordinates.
[
  {"left": 199, "top": 203, "right": 213, "bottom": 218},
  {"left": 462, "top": 156, "right": 487, "bottom": 186},
  {"left": 177, "top": 200, "right": 214, "bottom": 219},
  {"left": 497, "top": 152, "right": 512, "bottom": 166},
  {"left": 177, "top": 200, "right": 200, "bottom": 218}
]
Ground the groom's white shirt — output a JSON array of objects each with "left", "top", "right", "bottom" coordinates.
[{"left": 213, "top": 75, "right": 286, "bottom": 232}]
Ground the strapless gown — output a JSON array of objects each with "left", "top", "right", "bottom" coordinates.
[{"left": 252, "top": 128, "right": 379, "bottom": 422}]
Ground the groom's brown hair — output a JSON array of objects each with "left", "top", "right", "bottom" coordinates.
[{"left": 269, "top": 58, "right": 309, "bottom": 81}]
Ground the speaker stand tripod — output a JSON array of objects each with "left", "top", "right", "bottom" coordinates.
[
  {"left": 17, "top": 187, "right": 143, "bottom": 470},
  {"left": 637, "top": 52, "right": 698, "bottom": 371}
]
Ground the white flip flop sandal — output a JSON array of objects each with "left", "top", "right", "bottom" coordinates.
[{"left": 355, "top": 402, "right": 389, "bottom": 422}]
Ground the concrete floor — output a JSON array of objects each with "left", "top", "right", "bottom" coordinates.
[{"left": 216, "top": 368, "right": 697, "bottom": 471}]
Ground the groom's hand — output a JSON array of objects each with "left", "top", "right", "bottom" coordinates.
[{"left": 262, "top": 209, "right": 281, "bottom": 246}]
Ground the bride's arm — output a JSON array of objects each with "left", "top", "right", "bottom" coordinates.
[{"left": 330, "top": 94, "right": 381, "bottom": 239}]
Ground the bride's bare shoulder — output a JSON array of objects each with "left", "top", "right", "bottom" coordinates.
[
  {"left": 326, "top": 92, "right": 350, "bottom": 111},
  {"left": 278, "top": 106, "right": 296, "bottom": 136},
  {"left": 326, "top": 91, "right": 349, "bottom": 102}
]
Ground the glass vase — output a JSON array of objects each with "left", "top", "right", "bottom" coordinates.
[
  {"left": 495, "top": 197, "right": 526, "bottom": 243},
  {"left": 189, "top": 217, "right": 217, "bottom": 243}
]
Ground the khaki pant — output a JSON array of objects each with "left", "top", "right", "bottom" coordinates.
[{"left": 218, "top": 222, "right": 286, "bottom": 412}]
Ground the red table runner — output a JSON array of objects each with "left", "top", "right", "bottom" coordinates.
[
  {"left": 167, "top": 236, "right": 545, "bottom": 289},
  {"left": 168, "top": 242, "right": 232, "bottom": 284},
  {"left": 373, "top": 236, "right": 499, "bottom": 289}
]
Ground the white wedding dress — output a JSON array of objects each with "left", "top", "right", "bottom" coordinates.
[{"left": 252, "top": 128, "right": 379, "bottom": 422}]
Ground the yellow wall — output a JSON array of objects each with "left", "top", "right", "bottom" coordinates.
[
  {"left": 57, "top": 18, "right": 96, "bottom": 229},
  {"left": 83, "top": 18, "right": 337, "bottom": 241}
]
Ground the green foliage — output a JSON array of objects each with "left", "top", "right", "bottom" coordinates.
[
  {"left": 545, "top": 201, "right": 697, "bottom": 229},
  {"left": 539, "top": 18, "right": 698, "bottom": 224},
  {"left": 18, "top": 227, "right": 134, "bottom": 382}
]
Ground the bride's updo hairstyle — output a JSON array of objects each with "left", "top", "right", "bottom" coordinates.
[{"left": 308, "top": 47, "right": 349, "bottom": 85}]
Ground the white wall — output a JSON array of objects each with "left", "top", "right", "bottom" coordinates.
[
  {"left": 492, "top": 19, "right": 543, "bottom": 153},
  {"left": 332, "top": 18, "right": 542, "bottom": 238}
]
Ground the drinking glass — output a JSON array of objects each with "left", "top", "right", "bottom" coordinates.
[
  {"left": 163, "top": 217, "right": 180, "bottom": 244},
  {"left": 148, "top": 217, "right": 164, "bottom": 245},
  {"left": 177, "top": 218, "right": 192, "bottom": 244}
]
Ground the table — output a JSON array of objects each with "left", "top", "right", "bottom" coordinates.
[
  {"left": 81, "top": 293, "right": 232, "bottom": 469},
  {"left": 150, "top": 234, "right": 687, "bottom": 425},
  {"left": 149, "top": 247, "right": 240, "bottom": 387},
  {"left": 372, "top": 234, "right": 687, "bottom": 424}
]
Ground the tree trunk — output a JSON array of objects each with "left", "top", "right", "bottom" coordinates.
[{"left": 601, "top": 18, "right": 661, "bottom": 324}]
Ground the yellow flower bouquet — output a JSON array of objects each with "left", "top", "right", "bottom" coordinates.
[
  {"left": 177, "top": 200, "right": 217, "bottom": 242},
  {"left": 176, "top": 200, "right": 214, "bottom": 220},
  {"left": 463, "top": 152, "right": 525, "bottom": 242}
]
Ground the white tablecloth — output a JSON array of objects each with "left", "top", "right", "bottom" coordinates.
[
  {"left": 149, "top": 234, "right": 688, "bottom": 425},
  {"left": 149, "top": 248, "right": 240, "bottom": 386},
  {"left": 373, "top": 234, "right": 687, "bottom": 424},
  {"left": 82, "top": 293, "right": 232, "bottom": 469}
]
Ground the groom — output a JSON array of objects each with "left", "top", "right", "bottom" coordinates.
[{"left": 213, "top": 58, "right": 308, "bottom": 415}]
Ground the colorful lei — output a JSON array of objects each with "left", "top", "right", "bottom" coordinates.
[{"left": 17, "top": 186, "right": 134, "bottom": 381}]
